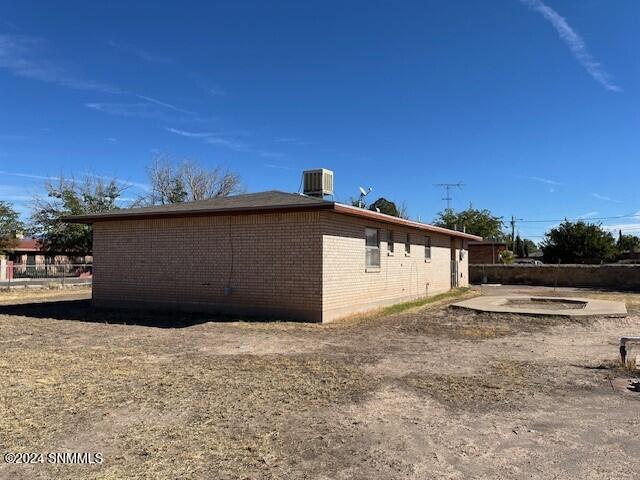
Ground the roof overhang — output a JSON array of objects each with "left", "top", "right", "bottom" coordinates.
[
  {"left": 63, "top": 202, "right": 335, "bottom": 223},
  {"left": 332, "top": 204, "right": 482, "bottom": 241},
  {"left": 64, "top": 201, "right": 482, "bottom": 241}
]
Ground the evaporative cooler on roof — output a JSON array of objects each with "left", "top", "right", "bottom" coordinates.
[{"left": 303, "top": 168, "right": 334, "bottom": 198}]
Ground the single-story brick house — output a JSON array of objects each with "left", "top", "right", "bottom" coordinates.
[
  {"left": 67, "top": 190, "right": 480, "bottom": 322},
  {"left": 3, "top": 237, "right": 92, "bottom": 266}
]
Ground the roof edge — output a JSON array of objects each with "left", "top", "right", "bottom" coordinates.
[
  {"left": 332, "top": 204, "right": 483, "bottom": 241},
  {"left": 62, "top": 197, "right": 483, "bottom": 241},
  {"left": 63, "top": 201, "right": 335, "bottom": 223}
]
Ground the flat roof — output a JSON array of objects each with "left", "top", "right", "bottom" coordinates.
[{"left": 64, "top": 190, "right": 482, "bottom": 241}]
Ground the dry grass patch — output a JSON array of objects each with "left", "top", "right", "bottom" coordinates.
[
  {"left": 0, "top": 285, "right": 91, "bottom": 304},
  {"left": 0, "top": 339, "right": 381, "bottom": 479},
  {"left": 400, "top": 360, "right": 555, "bottom": 411}
]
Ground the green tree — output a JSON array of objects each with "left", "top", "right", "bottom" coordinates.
[
  {"left": 433, "top": 207, "right": 505, "bottom": 240},
  {"left": 0, "top": 201, "right": 25, "bottom": 253},
  {"left": 523, "top": 238, "right": 538, "bottom": 257},
  {"left": 499, "top": 250, "right": 514, "bottom": 264},
  {"left": 617, "top": 230, "right": 640, "bottom": 253},
  {"left": 31, "top": 177, "right": 123, "bottom": 255},
  {"left": 515, "top": 235, "right": 525, "bottom": 258},
  {"left": 368, "top": 197, "right": 400, "bottom": 217},
  {"left": 541, "top": 221, "right": 617, "bottom": 264}
]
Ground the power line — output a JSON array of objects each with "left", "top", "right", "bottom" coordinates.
[{"left": 518, "top": 212, "right": 639, "bottom": 223}]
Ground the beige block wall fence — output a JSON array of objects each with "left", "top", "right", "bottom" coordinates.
[{"left": 92, "top": 210, "right": 468, "bottom": 322}]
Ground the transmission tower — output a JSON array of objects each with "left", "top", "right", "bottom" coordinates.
[{"left": 433, "top": 182, "right": 465, "bottom": 210}]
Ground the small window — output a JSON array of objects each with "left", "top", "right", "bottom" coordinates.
[
  {"left": 388, "top": 230, "right": 394, "bottom": 255},
  {"left": 365, "top": 228, "right": 380, "bottom": 269},
  {"left": 425, "top": 236, "right": 431, "bottom": 262},
  {"left": 405, "top": 233, "right": 411, "bottom": 256}
]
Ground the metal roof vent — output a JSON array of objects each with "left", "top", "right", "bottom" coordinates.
[{"left": 303, "top": 168, "right": 334, "bottom": 198}]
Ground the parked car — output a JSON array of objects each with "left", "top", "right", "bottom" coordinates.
[{"left": 513, "top": 258, "right": 543, "bottom": 265}]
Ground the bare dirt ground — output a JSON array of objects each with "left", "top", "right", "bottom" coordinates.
[{"left": 0, "top": 285, "right": 639, "bottom": 479}]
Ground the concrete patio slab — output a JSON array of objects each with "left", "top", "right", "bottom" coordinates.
[{"left": 452, "top": 295, "right": 627, "bottom": 317}]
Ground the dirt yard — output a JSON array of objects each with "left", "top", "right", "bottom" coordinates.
[{"left": 0, "top": 285, "right": 639, "bottom": 479}]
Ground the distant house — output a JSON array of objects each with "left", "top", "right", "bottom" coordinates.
[
  {"left": 4, "top": 237, "right": 91, "bottom": 266},
  {"left": 468, "top": 240, "right": 507, "bottom": 264},
  {"left": 66, "top": 171, "right": 481, "bottom": 323}
]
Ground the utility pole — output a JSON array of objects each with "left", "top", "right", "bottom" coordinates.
[
  {"left": 510, "top": 216, "right": 523, "bottom": 252},
  {"left": 510, "top": 216, "right": 516, "bottom": 251},
  {"left": 433, "top": 182, "right": 465, "bottom": 210}
]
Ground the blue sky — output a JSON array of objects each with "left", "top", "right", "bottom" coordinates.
[{"left": 1, "top": 0, "right": 638, "bottom": 241}]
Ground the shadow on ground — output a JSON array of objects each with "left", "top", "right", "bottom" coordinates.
[{"left": 0, "top": 299, "right": 277, "bottom": 328}]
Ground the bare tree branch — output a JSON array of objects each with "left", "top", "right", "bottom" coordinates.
[{"left": 136, "top": 156, "right": 243, "bottom": 206}]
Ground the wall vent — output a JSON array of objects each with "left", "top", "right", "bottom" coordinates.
[{"left": 303, "top": 168, "right": 334, "bottom": 197}]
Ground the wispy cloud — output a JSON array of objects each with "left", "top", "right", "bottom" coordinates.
[
  {"left": 106, "top": 137, "right": 117, "bottom": 142},
  {"left": 602, "top": 211, "right": 640, "bottom": 234},
  {"left": 107, "top": 41, "right": 171, "bottom": 64},
  {"left": 0, "top": 184, "right": 38, "bottom": 203},
  {"left": 165, "top": 127, "right": 213, "bottom": 139},
  {"left": 577, "top": 211, "right": 598, "bottom": 219},
  {"left": 167, "top": 127, "right": 250, "bottom": 151},
  {"left": 203, "top": 136, "right": 250, "bottom": 151},
  {"left": 0, "top": 34, "right": 123, "bottom": 93},
  {"left": 264, "top": 164, "right": 299, "bottom": 171},
  {"left": 86, "top": 102, "right": 168, "bottom": 120},
  {"left": 274, "top": 137, "right": 312, "bottom": 146},
  {"left": 591, "top": 192, "right": 621, "bottom": 203},
  {"left": 0, "top": 20, "right": 20, "bottom": 31},
  {"left": 135, "top": 94, "right": 193, "bottom": 115},
  {"left": 256, "top": 151, "right": 284, "bottom": 159},
  {"left": 81, "top": 172, "right": 150, "bottom": 191},
  {"left": 86, "top": 100, "right": 200, "bottom": 123},
  {"left": 166, "top": 127, "right": 283, "bottom": 158},
  {"left": 0, "top": 170, "right": 149, "bottom": 192},
  {"left": 519, "top": 0, "right": 621, "bottom": 92},
  {"left": 208, "top": 85, "right": 228, "bottom": 97},
  {"left": 0, "top": 170, "right": 59, "bottom": 182},
  {"left": 0, "top": 34, "right": 197, "bottom": 122},
  {"left": 520, "top": 175, "right": 565, "bottom": 186},
  {"left": 187, "top": 72, "right": 229, "bottom": 97}
]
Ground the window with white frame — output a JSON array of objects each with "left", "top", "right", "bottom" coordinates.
[
  {"left": 424, "top": 236, "right": 431, "bottom": 261},
  {"left": 365, "top": 228, "right": 380, "bottom": 269},
  {"left": 405, "top": 233, "right": 411, "bottom": 255},
  {"left": 388, "top": 230, "right": 394, "bottom": 255}
]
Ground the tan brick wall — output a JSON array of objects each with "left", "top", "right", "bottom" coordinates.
[
  {"left": 92, "top": 211, "right": 323, "bottom": 321},
  {"left": 320, "top": 211, "right": 462, "bottom": 322},
  {"left": 92, "top": 209, "right": 469, "bottom": 323}
]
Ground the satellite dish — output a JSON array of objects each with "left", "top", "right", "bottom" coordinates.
[{"left": 356, "top": 186, "right": 373, "bottom": 208}]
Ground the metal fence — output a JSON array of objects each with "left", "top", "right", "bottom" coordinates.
[{"left": 1, "top": 262, "right": 93, "bottom": 288}]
